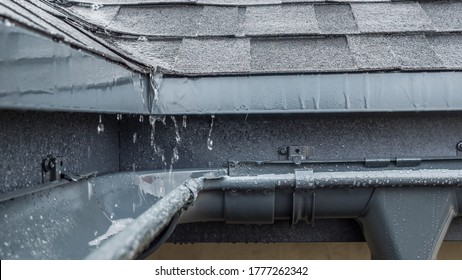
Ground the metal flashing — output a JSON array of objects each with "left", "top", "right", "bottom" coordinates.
[
  {"left": 0, "top": 21, "right": 151, "bottom": 114},
  {"left": 155, "top": 71, "right": 462, "bottom": 115}
]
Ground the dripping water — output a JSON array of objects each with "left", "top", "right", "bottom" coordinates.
[
  {"left": 182, "top": 115, "right": 187, "bottom": 128},
  {"left": 171, "top": 116, "right": 181, "bottom": 144},
  {"left": 116, "top": 113, "right": 122, "bottom": 121},
  {"left": 149, "top": 115, "right": 159, "bottom": 150},
  {"left": 169, "top": 117, "right": 181, "bottom": 184},
  {"left": 97, "top": 114, "right": 104, "bottom": 134},
  {"left": 207, "top": 115, "right": 215, "bottom": 151}
]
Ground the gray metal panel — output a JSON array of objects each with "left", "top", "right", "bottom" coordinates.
[
  {"left": 155, "top": 72, "right": 462, "bottom": 115},
  {"left": 0, "top": 22, "right": 151, "bottom": 114},
  {"left": 0, "top": 172, "right": 162, "bottom": 259}
]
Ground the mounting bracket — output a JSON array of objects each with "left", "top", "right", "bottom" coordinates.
[{"left": 278, "top": 145, "right": 314, "bottom": 165}]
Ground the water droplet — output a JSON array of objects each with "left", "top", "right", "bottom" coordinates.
[
  {"left": 138, "top": 36, "right": 148, "bottom": 42},
  {"left": 139, "top": 115, "right": 144, "bottom": 123},
  {"left": 4, "top": 214, "right": 7, "bottom": 218},
  {"left": 94, "top": 231, "right": 98, "bottom": 236},
  {"left": 206, "top": 115, "right": 215, "bottom": 150},
  {"left": 97, "top": 123, "right": 105, "bottom": 134},
  {"left": 115, "top": 204, "right": 118, "bottom": 208},
  {"left": 182, "top": 115, "right": 187, "bottom": 128},
  {"left": 132, "top": 133, "right": 137, "bottom": 144},
  {"left": 4, "top": 242, "right": 9, "bottom": 247},
  {"left": 116, "top": 113, "right": 122, "bottom": 121},
  {"left": 97, "top": 115, "right": 104, "bottom": 134},
  {"left": 91, "top": 3, "right": 103, "bottom": 10},
  {"left": 110, "top": 213, "right": 114, "bottom": 219},
  {"left": 40, "top": 215, "right": 43, "bottom": 220},
  {"left": 207, "top": 138, "right": 213, "bottom": 151},
  {"left": 30, "top": 215, "right": 33, "bottom": 220}
]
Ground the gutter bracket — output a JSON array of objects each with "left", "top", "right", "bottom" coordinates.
[
  {"left": 292, "top": 169, "right": 316, "bottom": 225},
  {"left": 278, "top": 145, "right": 314, "bottom": 165},
  {"left": 42, "top": 154, "right": 97, "bottom": 183}
]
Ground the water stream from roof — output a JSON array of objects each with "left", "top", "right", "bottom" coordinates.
[
  {"left": 149, "top": 115, "right": 165, "bottom": 153},
  {"left": 168, "top": 116, "right": 181, "bottom": 185},
  {"left": 207, "top": 115, "right": 215, "bottom": 151}
]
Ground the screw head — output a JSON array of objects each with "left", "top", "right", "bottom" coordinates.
[
  {"left": 279, "top": 147, "right": 287, "bottom": 154},
  {"left": 457, "top": 142, "right": 462, "bottom": 152}
]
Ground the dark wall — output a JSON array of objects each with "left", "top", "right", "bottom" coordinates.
[
  {"left": 119, "top": 112, "right": 462, "bottom": 172},
  {"left": 0, "top": 111, "right": 120, "bottom": 193}
]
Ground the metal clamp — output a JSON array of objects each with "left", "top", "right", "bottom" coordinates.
[
  {"left": 278, "top": 146, "right": 314, "bottom": 165},
  {"left": 42, "top": 155, "right": 97, "bottom": 183},
  {"left": 292, "top": 169, "right": 316, "bottom": 225}
]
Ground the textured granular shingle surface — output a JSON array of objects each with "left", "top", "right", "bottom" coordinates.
[
  {"left": 351, "top": 2, "right": 435, "bottom": 33},
  {"left": 244, "top": 5, "right": 319, "bottom": 35},
  {"left": 427, "top": 34, "right": 462, "bottom": 68},
  {"left": 67, "top": 5, "right": 120, "bottom": 28},
  {"left": 251, "top": 37, "right": 355, "bottom": 72},
  {"left": 110, "top": 39, "right": 183, "bottom": 68},
  {"left": 109, "top": 6, "right": 203, "bottom": 36},
  {"left": 315, "top": 4, "right": 357, "bottom": 34},
  {"left": 348, "top": 35, "right": 444, "bottom": 70},
  {"left": 4, "top": 0, "right": 462, "bottom": 75},
  {"left": 197, "top": 6, "right": 240, "bottom": 36},
  {"left": 421, "top": 1, "right": 462, "bottom": 31},
  {"left": 175, "top": 38, "right": 251, "bottom": 74}
]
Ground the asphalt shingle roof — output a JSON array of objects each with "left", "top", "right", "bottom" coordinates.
[{"left": 2, "top": 0, "right": 462, "bottom": 76}]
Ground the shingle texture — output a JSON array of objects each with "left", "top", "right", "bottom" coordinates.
[
  {"left": 351, "top": 2, "right": 434, "bottom": 33},
  {"left": 2, "top": 0, "right": 462, "bottom": 76}
]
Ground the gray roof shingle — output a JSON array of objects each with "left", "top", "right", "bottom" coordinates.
[
  {"left": 175, "top": 38, "right": 251, "bottom": 74},
  {"left": 197, "top": 6, "right": 240, "bottom": 36},
  {"left": 351, "top": 2, "right": 435, "bottom": 33},
  {"left": 109, "top": 6, "right": 203, "bottom": 36},
  {"left": 348, "top": 34, "right": 444, "bottom": 70},
  {"left": 110, "top": 38, "right": 182, "bottom": 69},
  {"left": 251, "top": 37, "right": 356, "bottom": 72},
  {"left": 315, "top": 4, "right": 357, "bottom": 34},
  {"left": 4, "top": 0, "right": 462, "bottom": 76},
  {"left": 427, "top": 34, "right": 462, "bottom": 68},
  {"left": 421, "top": 1, "right": 462, "bottom": 32},
  {"left": 244, "top": 5, "right": 319, "bottom": 35}
]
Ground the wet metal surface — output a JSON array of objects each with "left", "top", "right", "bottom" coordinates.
[
  {"left": 0, "top": 169, "right": 208, "bottom": 259},
  {"left": 156, "top": 72, "right": 462, "bottom": 115}
]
